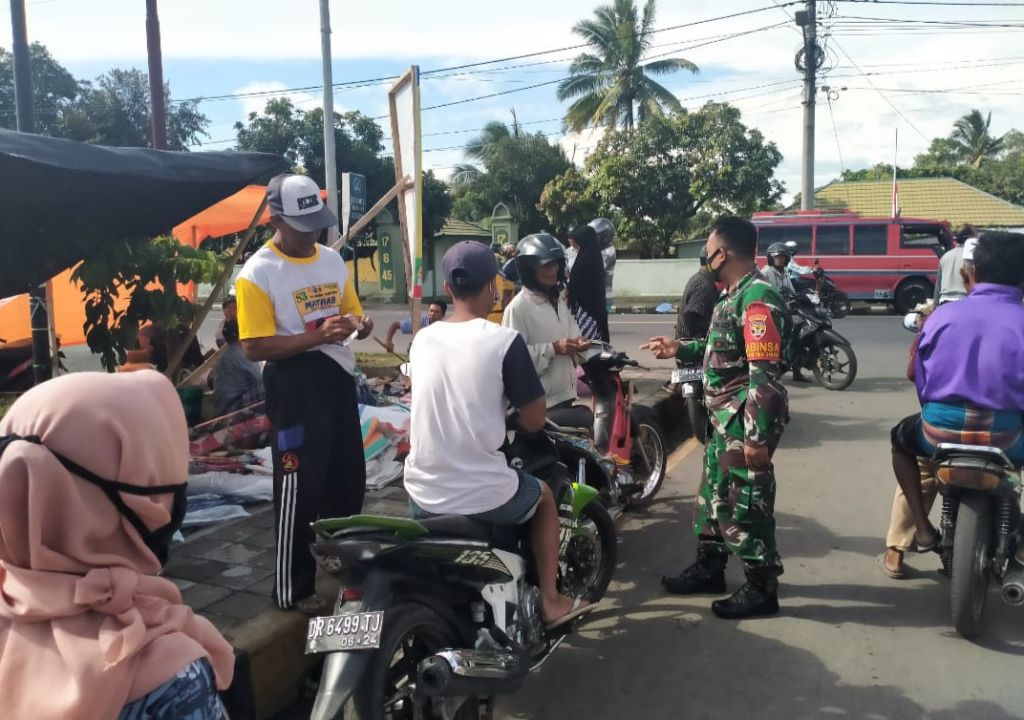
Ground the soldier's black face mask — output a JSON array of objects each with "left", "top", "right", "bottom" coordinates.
[
  {"left": 706, "top": 248, "right": 727, "bottom": 283},
  {"left": 0, "top": 434, "right": 187, "bottom": 566}
]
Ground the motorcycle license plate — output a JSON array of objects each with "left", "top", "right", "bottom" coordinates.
[
  {"left": 673, "top": 367, "right": 703, "bottom": 384},
  {"left": 305, "top": 611, "right": 384, "bottom": 654}
]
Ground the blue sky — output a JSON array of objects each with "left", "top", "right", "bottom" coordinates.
[{"left": 3, "top": 0, "right": 1023, "bottom": 201}]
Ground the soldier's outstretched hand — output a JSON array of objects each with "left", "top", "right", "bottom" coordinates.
[{"left": 641, "top": 336, "right": 680, "bottom": 360}]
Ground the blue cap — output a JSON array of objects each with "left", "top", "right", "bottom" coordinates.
[{"left": 443, "top": 241, "right": 499, "bottom": 288}]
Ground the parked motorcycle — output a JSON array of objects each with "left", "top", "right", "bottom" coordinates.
[
  {"left": 547, "top": 341, "right": 667, "bottom": 508},
  {"left": 808, "top": 263, "right": 851, "bottom": 319},
  {"left": 307, "top": 425, "right": 617, "bottom": 719},
  {"left": 788, "top": 297, "right": 858, "bottom": 391},
  {"left": 673, "top": 362, "right": 707, "bottom": 445},
  {"left": 901, "top": 312, "right": 1024, "bottom": 638}
]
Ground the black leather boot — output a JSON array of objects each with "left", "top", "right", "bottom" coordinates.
[
  {"left": 711, "top": 566, "right": 780, "bottom": 619},
  {"left": 662, "top": 542, "right": 728, "bottom": 595}
]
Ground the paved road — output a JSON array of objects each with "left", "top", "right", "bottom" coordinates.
[{"left": 497, "top": 316, "right": 1024, "bottom": 720}]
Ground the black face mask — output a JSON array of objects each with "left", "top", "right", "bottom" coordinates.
[
  {"left": 0, "top": 434, "right": 187, "bottom": 566},
  {"left": 706, "top": 248, "right": 727, "bottom": 283}
]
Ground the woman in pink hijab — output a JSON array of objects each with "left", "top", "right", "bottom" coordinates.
[{"left": 0, "top": 371, "right": 235, "bottom": 720}]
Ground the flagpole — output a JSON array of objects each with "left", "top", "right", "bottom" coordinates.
[{"left": 892, "top": 128, "right": 899, "bottom": 218}]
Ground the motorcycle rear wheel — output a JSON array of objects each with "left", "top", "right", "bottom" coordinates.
[
  {"left": 950, "top": 492, "right": 993, "bottom": 639},
  {"left": 628, "top": 406, "right": 667, "bottom": 507},
  {"left": 827, "top": 293, "right": 851, "bottom": 319},
  {"left": 813, "top": 342, "right": 857, "bottom": 391},
  {"left": 346, "top": 604, "right": 480, "bottom": 720},
  {"left": 684, "top": 396, "right": 709, "bottom": 445}
]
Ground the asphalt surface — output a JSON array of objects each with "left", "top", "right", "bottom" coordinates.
[{"left": 497, "top": 315, "right": 1024, "bottom": 720}]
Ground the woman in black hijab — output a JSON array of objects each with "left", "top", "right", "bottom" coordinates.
[{"left": 567, "top": 225, "right": 610, "bottom": 342}]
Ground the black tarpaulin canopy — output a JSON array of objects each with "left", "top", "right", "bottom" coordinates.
[{"left": 0, "top": 129, "right": 288, "bottom": 297}]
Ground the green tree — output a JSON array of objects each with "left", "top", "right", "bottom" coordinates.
[
  {"left": 60, "top": 68, "right": 208, "bottom": 150},
  {"left": 0, "top": 42, "right": 79, "bottom": 136},
  {"left": 557, "top": 0, "right": 698, "bottom": 133},
  {"left": 450, "top": 125, "right": 570, "bottom": 233},
  {"left": 538, "top": 167, "right": 602, "bottom": 238},
  {"left": 541, "top": 103, "right": 783, "bottom": 257},
  {"left": 951, "top": 109, "right": 1004, "bottom": 169},
  {"left": 235, "top": 98, "right": 451, "bottom": 239}
]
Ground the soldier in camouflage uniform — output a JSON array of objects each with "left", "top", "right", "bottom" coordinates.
[{"left": 642, "top": 216, "right": 791, "bottom": 619}]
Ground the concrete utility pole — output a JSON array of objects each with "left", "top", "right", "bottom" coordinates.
[
  {"left": 320, "top": 0, "right": 340, "bottom": 247},
  {"left": 146, "top": 0, "right": 168, "bottom": 149},
  {"left": 9, "top": 0, "right": 52, "bottom": 383},
  {"left": 796, "top": 0, "right": 817, "bottom": 210}
]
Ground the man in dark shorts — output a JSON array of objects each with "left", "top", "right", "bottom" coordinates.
[
  {"left": 890, "top": 232, "right": 1024, "bottom": 550},
  {"left": 403, "top": 240, "right": 589, "bottom": 628}
]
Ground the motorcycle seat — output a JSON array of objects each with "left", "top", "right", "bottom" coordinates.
[
  {"left": 418, "top": 514, "right": 500, "bottom": 541},
  {"left": 546, "top": 405, "right": 595, "bottom": 433}
]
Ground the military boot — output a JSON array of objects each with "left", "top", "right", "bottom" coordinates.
[
  {"left": 662, "top": 541, "right": 728, "bottom": 595},
  {"left": 711, "top": 566, "right": 780, "bottom": 619}
]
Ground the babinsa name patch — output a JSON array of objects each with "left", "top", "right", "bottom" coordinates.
[{"left": 743, "top": 301, "right": 781, "bottom": 361}]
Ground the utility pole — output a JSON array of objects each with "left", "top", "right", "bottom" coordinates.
[
  {"left": 320, "top": 0, "right": 340, "bottom": 248},
  {"left": 9, "top": 0, "right": 52, "bottom": 383},
  {"left": 146, "top": 0, "right": 168, "bottom": 149},
  {"left": 796, "top": 0, "right": 817, "bottom": 210}
]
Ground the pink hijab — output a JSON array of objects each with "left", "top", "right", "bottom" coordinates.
[{"left": 0, "top": 371, "right": 235, "bottom": 720}]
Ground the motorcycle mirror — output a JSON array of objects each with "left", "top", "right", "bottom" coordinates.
[{"left": 902, "top": 313, "right": 920, "bottom": 333}]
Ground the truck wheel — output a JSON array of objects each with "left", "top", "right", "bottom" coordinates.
[{"left": 894, "top": 279, "right": 932, "bottom": 315}]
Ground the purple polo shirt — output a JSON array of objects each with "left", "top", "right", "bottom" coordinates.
[{"left": 914, "top": 283, "right": 1024, "bottom": 410}]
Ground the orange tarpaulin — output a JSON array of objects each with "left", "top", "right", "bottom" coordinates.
[
  {"left": 172, "top": 185, "right": 271, "bottom": 247},
  {"left": 0, "top": 185, "right": 274, "bottom": 346}
]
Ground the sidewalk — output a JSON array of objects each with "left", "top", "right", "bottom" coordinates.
[{"left": 169, "top": 375, "right": 687, "bottom": 718}]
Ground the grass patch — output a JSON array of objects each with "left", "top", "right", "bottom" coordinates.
[{"left": 0, "top": 394, "right": 17, "bottom": 421}]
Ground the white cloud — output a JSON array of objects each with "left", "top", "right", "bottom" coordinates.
[{"left": 234, "top": 81, "right": 323, "bottom": 119}]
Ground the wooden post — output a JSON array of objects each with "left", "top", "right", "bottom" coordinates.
[
  {"left": 163, "top": 196, "right": 268, "bottom": 381},
  {"left": 388, "top": 71, "right": 418, "bottom": 336}
]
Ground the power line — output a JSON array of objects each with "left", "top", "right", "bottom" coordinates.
[
  {"left": 833, "top": 0, "right": 1024, "bottom": 5},
  {"left": 169, "top": 3, "right": 800, "bottom": 105},
  {"left": 828, "top": 37, "right": 930, "bottom": 141}
]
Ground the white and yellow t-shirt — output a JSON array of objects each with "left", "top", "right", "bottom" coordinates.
[{"left": 235, "top": 241, "right": 363, "bottom": 374}]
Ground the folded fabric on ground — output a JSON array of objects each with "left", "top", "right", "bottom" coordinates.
[
  {"left": 186, "top": 471, "right": 273, "bottom": 502},
  {"left": 183, "top": 493, "right": 250, "bottom": 527}
]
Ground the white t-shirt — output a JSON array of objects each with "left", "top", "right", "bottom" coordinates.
[
  {"left": 404, "top": 319, "right": 544, "bottom": 515},
  {"left": 235, "top": 241, "right": 363, "bottom": 374}
]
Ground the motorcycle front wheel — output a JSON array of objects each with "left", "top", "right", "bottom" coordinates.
[
  {"left": 562, "top": 501, "right": 617, "bottom": 602},
  {"left": 628, "top": 406, "right": 667, "bottom": 507},
  {"left": 950, "top": 492, "right": 993, "bottom": 639},
  {"left": 813, "top": 342, "right": 857, "bottom": 391}
]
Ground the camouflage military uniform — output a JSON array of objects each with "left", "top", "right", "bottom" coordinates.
[{"left": 676, "top": 269, "right": 791, "bottom": 573}]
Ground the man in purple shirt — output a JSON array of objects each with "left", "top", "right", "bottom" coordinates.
[{"left": 890, "top": 232, "right": 1024, "bottom": 551}]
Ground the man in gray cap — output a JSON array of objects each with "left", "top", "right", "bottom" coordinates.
[
  {"left": 403, "top": 240, "right": 590, "bottom": 628},
  {"left": 235, "top": 173, "right": 373, "bottom": 614}
]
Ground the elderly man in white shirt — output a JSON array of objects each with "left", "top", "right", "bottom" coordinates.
[{"left": 503, "top": 233, "right": 592, "bottom": 428}]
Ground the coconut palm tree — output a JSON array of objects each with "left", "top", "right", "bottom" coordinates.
[
  {"left": 951, "top": 109, "right": 1005, "bottom": 169},
  {"left": 557, "top": 0, "right": 698, "bottom": 133},
  {"left": 451, "top": 113, "right": 526, "bottom": 186}
]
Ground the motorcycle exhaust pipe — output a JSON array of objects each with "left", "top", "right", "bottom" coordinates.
[
  {"left": 1000, "top": 564, "right": 1024, "bottom": 607},
  {"left": 417, "top": 649, "right": 528, "bottom": 698}
]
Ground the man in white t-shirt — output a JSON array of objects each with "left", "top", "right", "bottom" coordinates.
[
  {"left": 235, "top": 174, "right": 373, "bottom": 614},
  {"left": 404, "top": 240, "right": 588, "bottom": 628}
]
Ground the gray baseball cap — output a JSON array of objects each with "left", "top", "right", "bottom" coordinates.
[{"left": 266, "top": 174, "right": 337, "bottom": 233}]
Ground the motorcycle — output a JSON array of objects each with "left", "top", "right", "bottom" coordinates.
[
  {"left": 672, "top": 362, "right": 707, "bottom": 445},
  {"left": 807, "top": 263, "right": 851, "bottom": 319},
  {"left": 306, "top": 422, "right": 617, "bottom": 719},
  {"left": 901, "top": 312, "right": 1024, "bottom": 638},
  {"left": 547, "top": 341, "right": 667, "bottom": 508},
  {"left": 788, "top": 296, "right": 858, "bottom": 391}
]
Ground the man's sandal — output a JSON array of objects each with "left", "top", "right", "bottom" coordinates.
[{"left": 881, "top": 548, "right": 906, "bottom": 579}]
